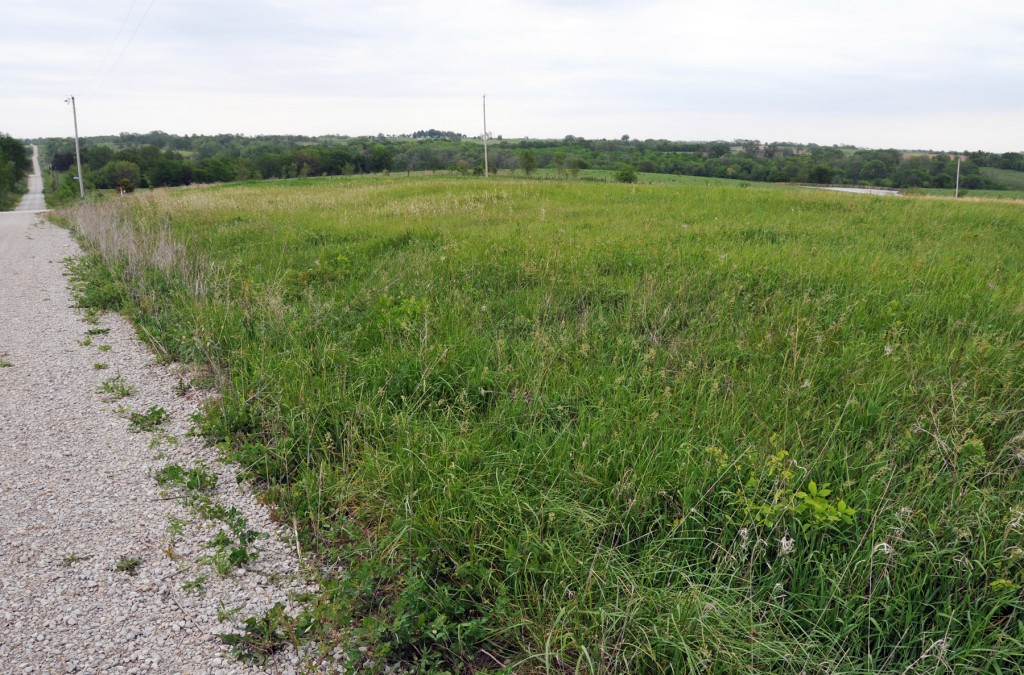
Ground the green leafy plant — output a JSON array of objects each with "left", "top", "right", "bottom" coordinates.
[
  {"left": 129, "top": 405, "right": 168, "bottom": 432},
  {"left": 793, "top": 481, "right": 857, "bottom": 532},
  {"left": 182, "top": 574, "right": 209, "bottom": 595},
  {"left": 220, "top": 603, "right": 299, "bottom": 665},
  {"left": 115, "top": 556, "right": 142, "bottom": 576},
  {"left": 155, "top": 462, "right": 218, "bottom": 492},
  {"left": 62, "top": 552, "right": 93, "bottom": 566},
  {"left": 99, "top": 373, "right": 135, "bottom": 400}
]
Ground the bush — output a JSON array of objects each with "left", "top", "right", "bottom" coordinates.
[{"left": 615, "top": 163, "right": 638, "bottom": 183}]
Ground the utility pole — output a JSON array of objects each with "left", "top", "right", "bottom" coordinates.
[
  {"left": 482, "top": 95, "right": 489, "bottom": 178},
  {"left": 66, "top": 95, "right": 85, "bottom": 198},
  {"left": 954, "top": 157, "right": 961, "bottom": 199}
]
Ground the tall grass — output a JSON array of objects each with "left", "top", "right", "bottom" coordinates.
[{"left": 62, "top": 176, "right": 1024, "bottom": 671}]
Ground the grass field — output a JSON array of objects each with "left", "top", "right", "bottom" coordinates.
[
  {"left": 921, "top": 186, "right": 1024, "bottom": 201},
  {"left": 61, "top": 175, "right": 1024, "bottom": 672},
  {"left": 981, "top": 167, "right": 1024, "bottom": 190}
]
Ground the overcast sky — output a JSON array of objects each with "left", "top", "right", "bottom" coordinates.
[{"left": 1, "top": 0, "right": 1022, "bottom": 151}]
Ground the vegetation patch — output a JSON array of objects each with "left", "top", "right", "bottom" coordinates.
[
  {"left": 220, "top": 603, "right": 303, "bottom": 666},
  {"left": 128, "top": 405, "right": 168, "bottom": 432},
  {"left": 64, "top": 176, "right": 1024, "bottom": 671},
  {"left": 98, "top": 373, "right": 134, "bottom": 400},
  {"left": 114, "top": 556, "right": 142, "bottom": 576}
]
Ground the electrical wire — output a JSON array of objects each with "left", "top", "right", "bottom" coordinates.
[
  {"left": 83, "top": 0, "right": 140, "bottom": 97},
  {"left": 85, "top": 0, "right": 159, "bottom": 99}
]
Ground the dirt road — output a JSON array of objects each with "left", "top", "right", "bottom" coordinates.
[{"left": 0, "top": 150, "right": 313, "bottom": 673}]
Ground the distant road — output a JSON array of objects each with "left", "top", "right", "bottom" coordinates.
[
  {"left": 813, "top": 186, "right": 902, "bottom": 197},
  {"left": 14, "top": 144, "right": 47, "bottom": 212}
]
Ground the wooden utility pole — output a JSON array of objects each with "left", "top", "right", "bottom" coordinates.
[
  {"left": 66, "top": 95, "right": 85, "bottom": 197},
  {"left": 955, "top": 157, "right": 961, "bottom": 199},
  {"left": 482, "top": 95, "right": 489, "bottom": 178}
]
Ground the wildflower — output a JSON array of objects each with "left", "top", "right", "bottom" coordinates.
[
  {"left": 778, "top": 534, "right": 795, "bottom": 557},
  {"left": 884, "top": 344, "right": 894, "bottom": 356},
  {"left": 801, "top": 379, "right": 811, "bottom": 389},
  {"left": 736, "top": 527, "right": 750, "bottom": 551}
]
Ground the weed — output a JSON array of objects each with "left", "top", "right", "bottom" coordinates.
[
  {"left": 155, "top": 462, "right": 218, "bottom": 492},
  {"left": 97, "top": 344, "right": 111, "bottom": 352},
  {"left": 0, "top": 353, "right": 11, "bottom": 368},
  {"left": 98, "top": 373, "right": 135, "bottom": 400},
  {"left": 148, "top": 432, "right": 180, "bottom": 451},
  {"left": 93, "top": 362, "right": 109, "bottom": 370},
  {"left": 173, "top": 378, "right": 191, "bottom": 396},
  {"left": 78, "top": 337, "right": 92, "bottom": 347},
  {"left": 128, "top": 406, "right": 168, "bottom": 432},
  {"left": 220, "top": 603, "right": 298, "bottom": 665},
  {"left": 166, "top": 516, "right": 188, "bottom": 538},
  {"left": 85, "top": 327, "right": 110, "bottom": 336},
  {"left": 114, "top": 557, "right": 142, "bottom": 576},
  {"left": 217, "top": 602, "right": 244, "bottom": 622},
  {"left": 182, "top": 574, "right": 209, "bottom": 595},
  {"left": 200, "top": 508, "right": 261, "bottom": 575},
  {"left": 62, "top": 552, "right": 92, "bottom": 566}
]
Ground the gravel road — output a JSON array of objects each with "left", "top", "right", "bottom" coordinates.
[{"left": 1, "top": 150, "right": 321, "bottom": 673}]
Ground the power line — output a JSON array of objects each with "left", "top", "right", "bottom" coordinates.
[
  {"left": 86, "top": 0, "right": 159, "bottom": 99},
  {"left": 84, "top": 0, "right": 140, "bottom": 96}
]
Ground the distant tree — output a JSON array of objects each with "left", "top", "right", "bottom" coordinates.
[
  {"left": 94, "top": 160, "right": 140, "bottom": 191},
  {"left": 615, "top": 163, "right": 638, "bottom": 183},
  {"left": 519, "top": 149, "right": 537, "bottom": 177},
  {"left": 702, "top": 142, "right": 728, "bottom": 158},
  {"left": 553, "top": 150, "right": 567, "bottom": 178},
  {"left": 808, "top": 164, "right": 834, "bottom": 184},
  {"left": 569, "top": 157, "right": 586, "bottom": 179},
  {"left": 367, "top": 143, "right": 393, "bottom": 172}
]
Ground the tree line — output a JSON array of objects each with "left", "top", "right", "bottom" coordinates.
[
  {"left": 35, "top": 131, "right": 1022, "bottom": 199},
  {"left": 0, "top": 133, "right": 31, "bottom": 209}
]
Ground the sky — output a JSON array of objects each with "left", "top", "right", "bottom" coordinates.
[{"left": 1, "top": 0, "right": 1023, "bottom": 152}]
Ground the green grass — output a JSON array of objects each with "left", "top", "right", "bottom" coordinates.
[
  {"left": 60, "top": 175, "right": 1024, "bottom": 671},
  {"left": 981, "top": 167, "right": 1024, "bottom": 190},
  {"left": 921, "top": 186, "right": 1024, "bottom": 201}
]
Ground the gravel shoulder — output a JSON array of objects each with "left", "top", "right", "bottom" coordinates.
[{"left": 0, "top": 157, "right": 317, "bottom": 673}]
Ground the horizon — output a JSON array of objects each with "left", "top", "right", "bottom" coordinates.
[{"left": 21, "top": 128, "right": 1021, "bottom": 157}]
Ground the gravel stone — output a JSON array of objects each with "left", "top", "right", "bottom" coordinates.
[{"left": 1, "top": 150, "right": 340, "bottom": 672}]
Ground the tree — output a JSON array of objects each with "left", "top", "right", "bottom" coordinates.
[
  {"left": 615, "top": 163, "right": 638, "bottom": 183},
  {"left": 94, "top": 161, "right": 141, "bottom": 191},
  {"left": 569, "top": 157, "right": 586, "bottom": 179},
  {"left": 808, "top": 164, "right": 834, "bottom": 184},
  {"left": 552, "top": 150, "right": 567, "bottom": 178},
  {"left": 519, "top": 149, "right": 536, "bottom": 177}
]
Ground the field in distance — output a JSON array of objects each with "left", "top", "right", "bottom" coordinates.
[{"left": 62, "top": 175, "right": 1024, "bottom": 671}]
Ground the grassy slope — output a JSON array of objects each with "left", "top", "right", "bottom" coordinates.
[
  {"left": 63, "top": 176, "right": 1024, "bottom": 671},
  {"left": 981, "top": 167, "right": 1024, "bottom": 190}
]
